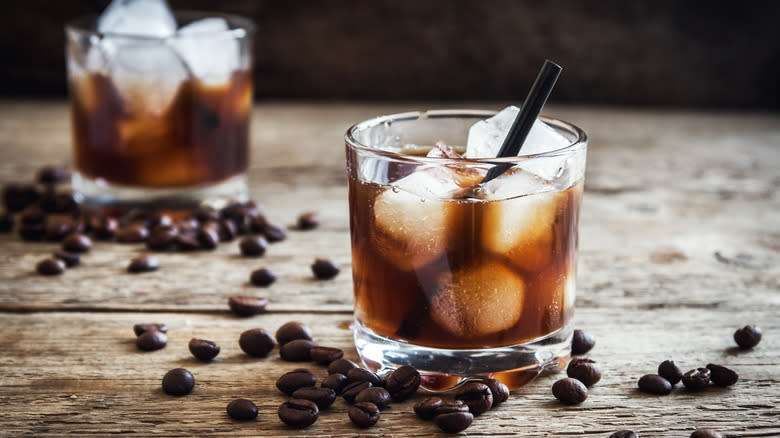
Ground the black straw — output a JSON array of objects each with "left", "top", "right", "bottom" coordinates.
[{"left": 480, "top": 59, "right": 562, "bottom": 184}]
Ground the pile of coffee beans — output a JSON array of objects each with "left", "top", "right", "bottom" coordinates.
[
  {"left": 413, "top": 377, "right": 509, "bottom": 433},
  {"left": 638, "top": 360, "right": 738, "bottom": 395},
  {"left": 552, "top": 329, "right": 599, "bottom": 405}
]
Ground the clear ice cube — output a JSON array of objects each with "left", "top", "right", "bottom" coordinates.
[
  {"left": 98, "top": 0, "right": 177, "bottom": 38},
  {"left": 173, "top": 17, "right": 240, "bottom": 85}
]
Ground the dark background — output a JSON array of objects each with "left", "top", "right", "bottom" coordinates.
[{"left": 1, "top": 0, "right": 778, "bottom": 108}]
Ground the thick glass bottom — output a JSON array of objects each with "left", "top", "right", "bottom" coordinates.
[{"left": 354, "top": 319, "right": 571, "bottom": 391}]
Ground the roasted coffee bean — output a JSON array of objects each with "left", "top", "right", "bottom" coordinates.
[
  {"left": 310, "top": 346, "right": 344, "bottom": 365},
  {"left": 146, "top": 227, "right": 177, "bottom": 251},
  {"left": 276, "top": 369, "right": 317, "bottom": 394},
  {"left": 691, "top": 429, "right": 722, "bottom": 438},
  {"left": 45, "top": 215, "right": 76, "bottom": 241},
  {"left": 37, "top": 258, "right": 65, "bottom": 276},
  {"left": 133, "top": 323, "right": 167, "bottom": 336},
  {"left": 121, "top": 209, "right": 152, "bottom": 227},
  {"left": 658, "top": 360, "right": 683, "bottom": 385},
  {"left": 734, "top": 325, "right": 762, "bottom": 349},
  {"left": 609, "top": 431, "right": 639, "bottom": 438},
  {"left": 567, "top": 357, "right": 602, "bottom": 387},
  {"left": 51, "top": 192, "right": 79, "bottom": 213},
  {"left": 342, "top": 381, "right": 372, "bottom": 403},
  {"left": 311, "top": 258, "right": 340, "bottom": 279},
  {"left": 278, "top": 398, "right": 318, "bottom": 428},
  {"left": 482, "top": 378, "right": 510, "bottom": 405},
  {"left": 228, "top": 295, "right": 268, "bottom": 317},
  {"left": 249, "top": 214, "right": 268, "bottom": 232},
  {"left": 354, "top": 386, "right": 391, "bottom": 410},
  {"left": 175, "top": 232, "right": 201, "bottom": 251},
  {"left": 93, "top": 216, "right": 118, "bottom": 240},
  {"left": 162, "top": 368, "right": 194, "bottom": 396},
  {"left": 328, "top": 358, "right": 359, "bottom": 376},
  {"left": 706, "top": 364, "right": 738, "bottom": 387},
  {"left": 226, "top": 398, "right": 258, "bottom": 421},
  {"left": 414, "top": 397, "right": 443, "bottom": 420},
  {"left": 434, "top": 400, "right": 468, "bottom": 416},
  {"left": 297, "top": 211, "right": 320, "bottom": 230},
  {"left": 149, "top": 213, "right": 172, "bottom": 229},
  {"left": 238, "top": 328, "right": 276, "bottom": 357},
  {"left": 0, "top": 211, "right": 14, "bottom": 232},
  {"left": 552, "top": 377, "right": 588, "bottom": 404},
  {"left": 53, "top": 250, "right": 80, "bottom": 268},
  {"left": 117, "top": 224, "right": 149, "bottom": 243},
  {"left": 217, "top": 218, "right": 237, "bottom": 241},
  {"left": 196, "top": 227, "right": 219, "bottom": 250},
  {"left": 249, "top": 267, "right": 276, "bottom": 287},
  {"left": 384, "top": 365, "right": 420, "bottom": 401},
  {"left": 434, "top": 401, "right": 473, "bottom": 434},
  {"left": 682, "top": 368, "right": 711, "bottom": 390},
  {"left": 321, "top": 373, "right": 349, "bottom": 394},
  {"left": 262, "top": 221, "right": 287, "bottom": 242},
  {"left": 280, "top": 339, "right": 318, "bottom": 362},
  {"left": 347, "top": 368, "right": 383, "bottom": 387},
  {"left": 239, "top": 235, "right": 267, "bottom": 257},
  {"left": 127, "top": 254, "right": 159, "bottom": 273},
  {"left": 275, "top": 321, "right": 313, "bottom": 345},
  {"left": 189, "top": 338, "right": 220, "bottom": 361},
  {"left": 455, "top": 381, "right": 493, "bottom": 415},
  {"left": 137, "top": 330, "right": 167, "bottom": 351},
  {"left": 638, "top": 374, "right": 672, "bottom": 395},
  {"left": 19, "top": 224, "right": 45, "bottom": 241},
  {"left": 193, "top": 207, "right": 218, "bottom": 224},
  {"left": 21, "top": 205, "right": 45, "bottom": 225},
  {"left": 292, "top": 387, "right": 337, "bottom": 409},
  {"left": 62, "top": 233, "right": 91, "bottom": 253},
  {"left": 572, "top": 329, "right": 596, "bottom": 355},
  {"left": 349, "top": 401, "right": 380, "bottom": 428},
  {"left": 37, "top": 166, "right": 68, "bottom": 185},
  {"left": 3, "top": 184, "right": 40, "bottom": 212}
]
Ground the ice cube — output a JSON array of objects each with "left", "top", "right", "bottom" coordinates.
[
  {"left": 465, "top": 106, "right": 571, "bottom": 159},
  {"left": 430, "top": 260, "right": 525, "bottom": 338},
  {"left": 98, "top": 0, "right": 177, "bottom": 38},
  {"left": 172, "top": 18, "right": 240, "bottom": 85}
]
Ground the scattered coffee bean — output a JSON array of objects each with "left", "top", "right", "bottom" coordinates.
[
  {"left": 53, "top": 250, "right": 80, "bottom": 268},
  {"left": 36, "top": 258, "right": 65, "bottom": 276},
  {"left": 482, "top": 378, "right": 510, "bottom": 405},
  {"left": 239, "top": 235, "right": 268, "bottom": 257},
  {"left": 349, "top": 401, "right": 380, "bottom": 428},
  {"left": 455, "top": 381, "right": 493, "bottom": 416},
  {"left": 238, "top": 328, "right": 276, "bottom": 357},
  {"left": 193, "top": 207, "right": 219, "bottom": 224},
  {"left": 127, "top": 254, "right": 159, "bottom": 273},
  {"left": 162, "top": 368, "right": 194, "bottom": 396},
  {"left": 228, "top": 295, "right": 268, "bottom": 317},
  {"left": 691, "top": 429, "right": 722, "bottom": 438},
  {"left": 567, "top": 357, "right": 602, "bottom": 387},
  {"left": 354, "top": 386, "right": 391, "bottom": 410},
  {"left": 249, "top": 267, "right": 276, "bottom": 287},
  {"left": 734, "top": 325, "right": 762, "bottom": 349},
  {"left": 133, "top": 323, "right": 167, "bottom": 336},
  {"left": 658, "top": 360, "right": 683, "bottom": 385},
  {"left": 3, "top": 184, "right": 40, "bottom": 212},
  {"left": 311, "top": 258, "right": 340, "bottom": 279},
  {"left": 188, "top": 338, "right": 220, "bottom": 361},
  {"left": 638, "top": 374, "right": 672, "bottom": 395},
  {"left": 116, "top": 224, "right": 149, "bottom": 243},
  {"left": 610, "top": 431, "right": 639, "bottom": 438},
  {"left": 572, "top": 329, "right": 596, "bottom": 355},
  {"left": 262, "top": 221, "right": 288, "bottom": 242},
  {"left": 297, "top": 211, "right": 320, "bottom": 230},
  {"left": 226, "top": 398, "right": 258, "bottom": 421},
  {"left": 342, "top": 381, "right": 372, "bottom": 403},
  {"left": 39, "top": 190, "right": 77, "bottom": 214},
  {"left": 278, "top": 398, "right": 318, "bottom": 429},
  {"left": 121, "top": 209, "right": 151, "bottom": 227},
  {"left": 347, "top": 368, "right": 383, "bottom": 387},
  {"left": 552, "top": 377, "right": 588, "bottom": 404},
  {"left": 218, "top": 218, "right": 237, "bottom": 241},
  {"left": 45, "top": 216, "right": 76, "bottom": 241},
  {"left": 175, "top": 232, "right": 201, "bottom": 251},
  {"left": 292, "top": 387, "right": 337, "bottom": 409},
  {"left": 37, "top": 166, "right": 68, "bottom": 185},
  {"left": 146, "top": 227, "right": 177, "bottom": 251},
  {"left": 93, "top": 216, "right": 118, "bottom": 240},
  {"left": 0, "top": 211, "right": 14, "bottom": 232},
  {"left": 275, "top": 321, "right": 313, "bottom": 346},
  {"left": 434, "top": 401, "right": 473, "bottom": 433},
  {"left": 384, "top": 365, "right": 420, "bottom": 401},
  {"left": 277, "top": 369, "right": 317, "bottom": 394},
  {"left": 434, "top": 400, "right": 468, "bottom": 416},
  {"left": 706, "top": 364, "right": 738, "bottom": 387},
  {"left": 62, "top": 233, "right": 92, "bottom": 253},
  {"left": 321, "top": 373, "right": 349, "bottom": 394},
  {"left": 137, "top": 330, "right": 167, "bottom": 351},
  {"left": 19, "top": 223, "right": 45, "bottom": 241},
  {"left": 280, "top": 339, "right": 318, "bottom": 362},
  {"left": 328, "top": 358, "right": 358, "bottom": 376},
  {"left": 310, "top": 346, "right": 344, "bottom": 365},
  {"left": 682, "top": 368, "right": 711, "bottom": 390},
  {"left": 414, "top": 397, "right": 443, "bottom": 420},
  {"left": 149, "top": 213, "right": 172, "bottom": 229},
  {"left": 197, "top": 227, "right": 219, "bottom": 250},
  {"left": 21, "top": 206, "right": 45, "bottom": 225}
]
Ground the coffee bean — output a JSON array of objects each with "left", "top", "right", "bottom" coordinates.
[
  {"left": 228, "top": 295, "right": 268, "bottom": 317},
  {"left": 3, "top": 184, "right": 40, "bottom": 212},
  {"left": 321, "top": 373, "right": 349, "bottom": 394},
  {"left": 149, "top": 213, "right": 172, "bottom": 229},
  {"left": 40, "top": 191, "right": 78, "bottom": 214},
  {"left": 310, "top": 346, "right": 344, "bottom": 365},
  {"left": 706, "top": 364, "right": 738, "bottom": 387},
  {"left": 262, "top": 221, "right": 288, "bottom": 242},
  {"left": 682, "top": 368, "right": 711, "bottom": 390},
  {"left": 146, "top": 226, "right": 177, "bottom": 251},
  {"left": 658, "top": 360, "right": 683, "bottom": 385},
  {"left": 45, "top": 216, "right": 76, "bottom": 241},
  {"left": 384, "top": 365, "right": 420, "bottom": 401},
  {"left": 175, "top": 232, "right": 201, "bottom": 251},
  {"left": 249, "top": 268, "right": 276, "bottom": 287},
  {"left": 137, "top": 330, "right": 167, "bottom": 351},
  {"left": 189, "top": 338, "right": 220, "bottom": 361},
  {"left": 354, "top": 386, "right": 390, "bottom": 410},
  {"left": 349, "top": 401, "right": 380, "bottom": 428},
  {"left": 734, "top": 325, "right": 762, "bottom": 349},
  {"left": 37, "top": 166, "right": 68, "bottom": 185},
  {"left": 275, "top": 321, "right": 313, "bottom": 345},
  {"left": 238, "top": 328, "right": 276, "bottom": 357},
  {"left": 19, "top": 223, "right": 45, "bottom": 241},
  {"left": 133, "top": 323, "right": 167, "bottom": 336},
  {"left": 37, "top": 258, "right": 65, "bottom": 276},
  {"left": 217, "top": 218, "right": 237, "bottom": 241},
  {"left": 117, "top": 224, "right": 149, "bottom": 243},
  {"left": 328, "top": 358, "right": 358, "bottom": 375},
  {"left": 292, "top": 387, "right": 337, "bottom": 409},
  {"left": 193, "top": 207, "right": 219, "bottom": 224},
  {"left": 53, "top": 250, "right": 80, "bottom": 267},
  {"left": 162, "top": 368, "right": 194, "bottom": 396},
  {"left": 414, "top": 397, "right": 443, "bottom": 420},
  {"left": 297, "top": 211, "right": 320, "bottom": 230},
  {"left": 691, "top": 429, "right": 722, "bottom": 438},
  {"left": 434, "top": 400, "right": 468, "bottom": 416},
  {"left": 21, "top": 205, "right": 45, "bottom": 225},
  {"left": 567, "top": 357, "right": 602, "bottom": 387},
  {"left": 0, "top": 211, "right": 14, "bottom": 232},
  {"left": 347, "top": 368, "right": 383, "bottom": 387},
  {"left": 196, "top": 227, "right": 219, "bottom": 250},
  {"left": 239, "top": 235, "right": 268, "bottom": 257},
  {"left": 93, "top": 216, "right": 118, "bottom": 240},
  {"left": 638, "top": 374, "right": 672, "bottom": 395},
  {"left": 482, "top": 378, "right": 510, "bottom": 405},
  {"left": 121, "top": 209, "right": 151, "bottom": 227},
  {"left": 127, "top": 254, "right": 159, "bottom": 273},
  {"left": 249, "top": 214, "right": 267, "bottom": 233},
  {"left": 610, "top": 431, "right": 639, "bottom": 438},
  {"left": 455, "top": 381, "right": 493, "bottom": 416},
  {"left": 572, "top": 329, "right": 595, "bottom": 355},
  {"left": 276, "top": 369, "right": 317, "bottom": 394},
  {"left": 280, "top": 339, "right": 318, "bottom": 362},
  {"left": 434, "top": 401, "right": 473, "bottom": 433},
  {"left": 226, "top": 398, "right": 258, "bottom": 421},
  {"left": 62, "top": 233, "right": 91, "bottom": 253},
  {"left": 311, "top": 258, "right": 340, "bottom": 279},
  {"left": 552, "top": 377, "right": 588, "bottom": 404},
  {"left": 342, "top": 381, "right": 372, "bottom": 403},
  {"left": 278, "top": 398, "right": 318, "bottom": 428}
]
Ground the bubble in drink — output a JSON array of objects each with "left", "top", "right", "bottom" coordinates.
[{"left": 98, "top": 0, "right": 177, "bottom": 37}]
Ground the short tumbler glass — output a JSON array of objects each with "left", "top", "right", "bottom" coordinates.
[{"left": 345, "top": 110, "right": 587, "bottom": 390}]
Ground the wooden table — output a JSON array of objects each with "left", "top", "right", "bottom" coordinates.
[{"left": 0, "top": 101, "right": 777, "bottom": 437}]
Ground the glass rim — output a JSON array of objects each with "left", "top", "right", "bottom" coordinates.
[
  {"left": 345, "top": 109, "right": 588, "bottom": 165},
  {"left": 65, "top": 10, "right": 255, "bottom": 41}
]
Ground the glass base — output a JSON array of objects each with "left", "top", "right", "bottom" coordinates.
[
  {"left": 72, "top": 172, "right": 248, "bottom": 210},
  {"left": 354, "top": 319, "right": 572, "bottom": 391}
]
